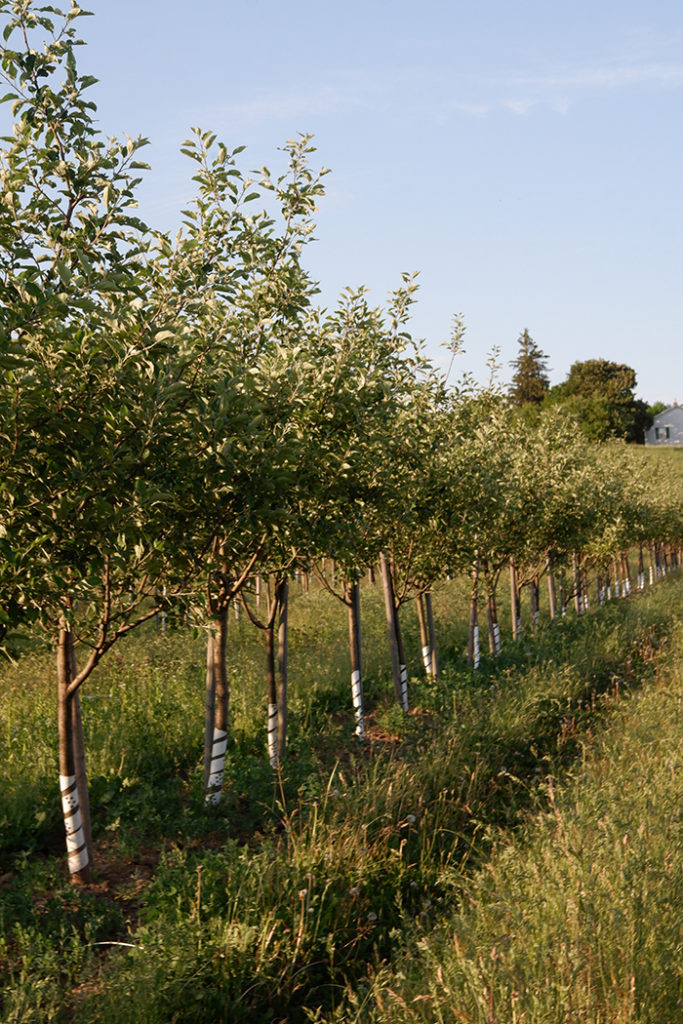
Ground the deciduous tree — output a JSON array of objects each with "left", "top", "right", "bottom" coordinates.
[{"left": 546, "top": 359, "right": 649, "bottom": 443}]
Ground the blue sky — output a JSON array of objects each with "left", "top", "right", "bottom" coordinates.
[{"left": 30, "top": 2, "right": 683, "bottom": 402}]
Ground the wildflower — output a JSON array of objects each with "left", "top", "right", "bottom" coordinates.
[
  {"left": 367, "top": 911, "right": 377, "bottom": 922},
  {"left": 405, "top": 814, "right": 416, "bottom": 825}
]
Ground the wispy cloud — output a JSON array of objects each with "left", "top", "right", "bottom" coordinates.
[
  {"left": 512, "top": 62, "right": 683, "bottom": 92},
  {"left": 181, "top": 56, "right": 683, "bottom": 130},
  {"left": 459, "top": 60, "right": 683, "bottom": 118},
  {"left": 449, "top": 100, "right": 491, "bottom": 117},
  {"left": 219, "top": 86, "right": 363, "bottom": 123},
  {"left": 502, "top": 97, "right": 537, "bottom": 116},
  {"left": 195, "top": 72, "right": 378, "bottom": 127}
]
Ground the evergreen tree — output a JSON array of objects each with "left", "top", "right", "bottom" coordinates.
[{"left": 508, "top": 329, "right": 550, "bottom": 406}]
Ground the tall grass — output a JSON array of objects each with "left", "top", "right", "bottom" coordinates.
[
  {"left": 328, "top": 623, "right": 683, "bottom": 1023},
  {"left": 0, "top": 573, "right": 680, "bottom": 1023}
]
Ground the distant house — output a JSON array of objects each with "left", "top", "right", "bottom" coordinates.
[{"left": 645, "top": 404, "right": 683, "bottom": 446}]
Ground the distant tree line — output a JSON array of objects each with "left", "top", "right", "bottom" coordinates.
[{"left": 508, "top": 330, "right": 653, "bottom": 443}]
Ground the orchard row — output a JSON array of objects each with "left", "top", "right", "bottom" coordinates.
[{"left": 1, "top": 2, "right": 681, "bottom": 883}]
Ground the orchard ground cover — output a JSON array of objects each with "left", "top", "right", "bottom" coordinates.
[
  {"left": 326, "top": 595, "right": 683, "bottom": 1024},
  {"left": 0, "top": 567, "right": 681, "bottom": 1023}
]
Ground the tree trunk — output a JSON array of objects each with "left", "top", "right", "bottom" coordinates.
[
  {"left": 159, "top": 585, "right": 167, "bottom": 634},
  {"left": 572, "top": 551, "right": 582, "bottom": 614},
  {"left": 468, "top": 562, "right": 480, "bottom": 669},
  {"left": 70, "top": 693, "right": 93, "bottom": 869},
  {"left": 276, "top": 578, "right": 289, "bottom": 762},
  {"left": 486, "top": 589, "right": 501, "bottom": 655},
  {"left": 529, "top": 576, "right": 540, "bottom": 629},
  {"left": 57, "top": 626, "right": 90, "bottom": 884},
  {"left": 69, "top": 640, "right": 93, "bottom": 867},
  {"left": 637, "top": 543, "right": 645, "bottom": 591},
  {"left": 203, "top": 631, "right": 216, "bottom": 793},
  {"left": 425, "top": 591, "right": 439, "bottom": 680},
  {"left": 380, "top": 552, "right": 408, "bottom": 711},
  {"left": 266, "top": 614, "right": 278, "bottom": 767},
  {"left": 622, "top": 553, "right": 632, "bottom": 595},
  {"left": 346, "top": 579, "right": 365, "bottom": 738},
  {"left": 416, "top": 593, "right": 432, "bottom": 675},
  {"left": 205, "top": 608, "right": 229, "bottom": 804},
  {"left": 546, "top": 556, "right": 557, "bottom": 621},
  {"left": 613, "top": 557, "right": 622, "bottom": 599},
  {"left": 509, "top": 559, "right": 521, "bottom": 640}
]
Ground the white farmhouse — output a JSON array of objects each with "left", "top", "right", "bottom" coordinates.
[{"left": 645, "top": 404, "right": 683, "bottom": 446}]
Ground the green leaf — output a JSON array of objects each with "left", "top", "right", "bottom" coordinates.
[{"left": 54, "top": 258, "right": 72, "bottom": 286}]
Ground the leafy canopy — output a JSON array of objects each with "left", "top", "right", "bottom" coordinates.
[{"left": 545, "top": 359, "right": 650, "bottom": 444}]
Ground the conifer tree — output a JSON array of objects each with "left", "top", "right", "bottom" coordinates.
[{"left": 508, "top": 329, "right": 550, "bottom": 406}]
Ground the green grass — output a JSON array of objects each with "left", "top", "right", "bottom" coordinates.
[
  {"left": 0, "top": 572, "right": 681, "bottom": 1023},
  {"left": 320, "top": 614, "right": 683, "bottom": 1023}
]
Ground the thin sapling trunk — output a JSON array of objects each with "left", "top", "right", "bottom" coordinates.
[
  {"left": 266, "top": 613, "right": 278, "bottom": 767},
  {"left": 468, "top": 561, "right": 480, "bottom": 669},
  {"left": 529, "top": 576, "right": 540, "bottom": 629},
  {"left": 486, "top": 588, "right": 501, "bottom": 655},
  {"left": 203, "top": 631, "right": 216, "bottom": 793},
  {"left": 57, "top": 626, "right": 90, "bottom": 884},
  {"left": 425, "top": 591, "right": 439, "bottom": 680},
  {"left": 415, "top": 591, "right": 440, "bottom": 678},
  {"left": 241, "top": 576, "right": 289, "bottom": 768},
  {"left": 622, "top": 553, "right": 632, "bottom": 595},
  {"left": 205, "top": 607, "right": 229, "bottom": 804},
  {"left": 276, "top": 578, "right": 289, "bottom": 762},
  {"left": 416, "top": 593, "right": 432, "bottom": 676},
  {"left": 346, "top": 579, "right": 365, "bottom": 738},
  {"left": 380, "top": 552, "right": 408, "bottom": 711},
  {"left": 637, "top": 544, "right": 645, "bottom": 591},
  {"left": 509, "top": 559, "right": 521, "bottom": 640},
  {"left": 546, "top": 555, "right": 557, "bottom": 621},
  {"left": 572, "top": 551, "right": 582, "bottom": 614},
  {"left": 68, "top": 638, "right": 93, "bottom": 867}
]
